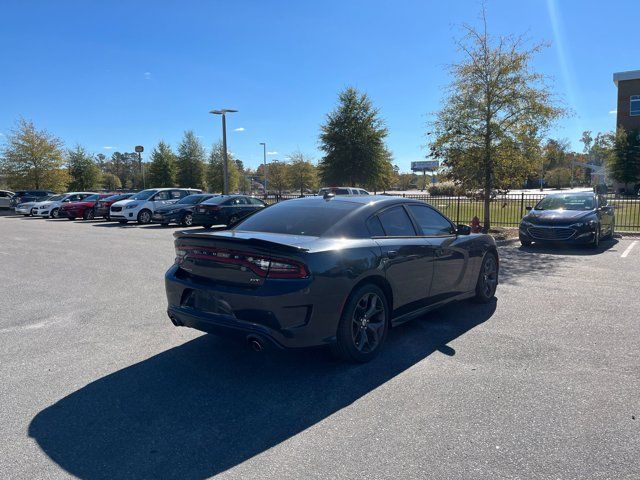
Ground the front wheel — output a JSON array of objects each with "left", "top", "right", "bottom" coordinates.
[
  {"left": 137, "top": 209, "right": 152, "bottom": 224},
  {"left": 590, "top": 227, "right": 600, "bottom": 249},
  {"left": 50, "top": 208, "right": 59, "bottom": 219},
  {"left": 474, "top": 252, "right": 498, "bottom": 303},
  {"left": 334, "top": 284, "right": 389, "bottom": 363}
]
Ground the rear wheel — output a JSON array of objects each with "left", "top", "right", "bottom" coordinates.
[
  {"left": 474, "top": 252, "right": 498, "bottom": 303},
  {"left": 137, "top": 209, "right": 152, "bottom": 224},
  {"left": 50, "top": 208, "right": 59, "bottom": 219},
  {"left": 182, "top": 213, "right": 194, "bottom": 226},
  {"left": 83, "top": 209, "right": 95, "bottom": 220},
  {"left": 334, "top": 284, "right": 389, "bottom": 363}
]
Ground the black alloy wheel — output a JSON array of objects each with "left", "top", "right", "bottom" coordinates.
[
  {"left": 334, "top": 284, "right": 389, "bottom": 363},
  {"left": 474, "top": 253, "right": 498, "bottom": 303}
]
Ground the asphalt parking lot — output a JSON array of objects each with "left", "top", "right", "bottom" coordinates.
[{"left": 1, "top": 215, "right": 639, "bottom": 480}]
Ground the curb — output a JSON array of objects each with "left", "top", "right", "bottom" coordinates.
[{"left": 494, "top": 237, "right": 520, "bottom": 246}]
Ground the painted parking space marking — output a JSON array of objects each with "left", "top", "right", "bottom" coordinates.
[{"left": 621, "top": 240, "right": 638, "bottom": 258}]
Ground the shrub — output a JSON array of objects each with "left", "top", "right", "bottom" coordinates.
[{"left": 428, "top": 181, "right": 459, "bottom": 196}]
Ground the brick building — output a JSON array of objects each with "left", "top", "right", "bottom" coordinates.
[{"left": 612, "top": 70, "right": 640, "bottom": 192}]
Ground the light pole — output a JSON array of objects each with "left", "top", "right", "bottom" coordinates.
[
  {"left": 210, "top": 109, "right": 238, "bottom": 194},
  {"left": 135, "top": 145, "right": 145, "bottom": 189},
  {"left": 259, "top": 142, "right": 267, "bottom": 195}
]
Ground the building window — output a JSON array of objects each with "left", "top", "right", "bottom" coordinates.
[{"left": 631, "top": 95, "right": 640, "bottom": 116}]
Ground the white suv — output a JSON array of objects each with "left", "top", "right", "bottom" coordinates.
[
  {"left": 34, "top": 192, "right": 97, "bottom": 218},
  {"left": 109, "top": 188, "right": 202, "bottom": 224}
]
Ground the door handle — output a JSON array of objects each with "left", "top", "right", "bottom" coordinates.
[{"left": 386, "top": 250, "right": 398, "bottom": 259}]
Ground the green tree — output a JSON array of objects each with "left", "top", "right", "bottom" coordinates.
[
  {"left": 544, "top": 167, "right": 572, "bottom": 188},
  {"left": 0, "top": 119, "right": 69, "bottom": 190},
  {"left": 147, "top": 141, "right": 177, "bottom": 187},
  {"left": 102, "top": 173, "right": 122, "bottom": 190},
  {"left": 287, "top": 151, "right": 318, "bottom": 195},
  {"left": 318, "top": 87, "right": 393, "bottom": 188},
  {"left": 67, "top": 146, "right": 102, "bottom": 190},
  {"left": 176, "top": 131, "right": 206, "bottom": 189},
  {"left": 206, "top": 141, "right": 239, "bottom": 193},
  {"left": 265, "top": 161, "right": 290, "bottom": 195},
  {"left": 104, "top": 152, "right": 140, "bottom": 189},
  {"left": 429, "top": 9, "right": 565, "bottom": 231},
  {"left": 608, "top": 128, "right": 640, "bottom": 191}
]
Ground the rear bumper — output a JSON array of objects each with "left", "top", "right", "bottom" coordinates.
[{"left": 165, "top": 264, "right": 342, "bottom": 349}]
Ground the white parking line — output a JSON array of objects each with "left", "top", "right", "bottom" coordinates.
[{"left": 621, "top": 241, "right": 638, "bottom": 258}]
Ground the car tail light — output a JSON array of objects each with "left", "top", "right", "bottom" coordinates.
[{"left": 175, "top": 245, "right": 308, "bottom": 279}]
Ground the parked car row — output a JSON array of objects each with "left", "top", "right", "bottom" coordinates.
[{"left": 12, "top": 187, "right": 268, "bottom": 228}]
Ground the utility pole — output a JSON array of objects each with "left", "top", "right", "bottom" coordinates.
[
  {"left": 259, "top": 142, "right": 268, "bottom": 194},
  {"left": 210, "top": 109, "right": 238, "bottom": 195}
]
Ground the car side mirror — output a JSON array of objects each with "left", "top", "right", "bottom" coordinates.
[
  {"left": 525, "top": 206, "right": 532, "bottom": 211},
  {"left": 456, "top": 224, "right": 471, "bottom": 235}
]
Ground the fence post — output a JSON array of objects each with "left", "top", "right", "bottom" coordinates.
[
  {"left": 520, "top": 192, "right": 524, "bottom": 217},
  {"left": 456, "top": 195, "right": 461, "bottom": 224}
]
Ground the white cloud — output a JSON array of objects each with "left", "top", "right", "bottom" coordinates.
[
  {"left": 144, "top": 72, "right": 152, "bottom": 80},
  {"left": 233, "top": 127, "right": 245, "bottom": 132},
  {"left": 267, "top": 151, "right": 278, "bottom": 155},
  {"left": 609, "top": 109, "right": 617, "bottom": 114},
  {"left": 103, "top": 146, "right": 114, "bottom": 150}
]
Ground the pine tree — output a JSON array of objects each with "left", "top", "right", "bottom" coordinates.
[
  {"left": 206, "top": 141, "right": 239, "bottom": 193},
  {"left": 318, "top": 87, "right": 392, "bottom": 188},
  {"left": 67, "top": 146, "right": 102, "bottom": 190},
  {"left": 176, "top": 131, "right": 206, "bottom": 189},
  {"left": 147, "top": 141, "right": 177, "bottom": 188}
]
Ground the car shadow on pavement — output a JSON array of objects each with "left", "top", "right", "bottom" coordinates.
[
  {"left": 28, "top": 299, "right": 496, "bottom": 480},
  {"left": 518, "top": 238, "right": 618, "bottom": 256}
]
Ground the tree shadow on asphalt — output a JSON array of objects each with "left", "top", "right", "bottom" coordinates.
[
  {"left": 28, "top": 299, "right": 496, "bottom": 480},
  {"left": 499, "top": 238, "right": 618, "bottom": 286}
]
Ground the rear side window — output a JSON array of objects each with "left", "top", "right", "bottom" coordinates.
[
  {"left": 366, "top": 216, "right": 385, "bottom": 237},
  {"left": 407, "top": 205, "right": 453, "bottom": 236},
  {"left": 378, "top": 206, "right": 416, "bottom": 236},
  {"left": 247, "top": 197, "right": 265, "bottom": 206},
  {"left": 153, "top": 191, "right": 171, "bottom": 201}
]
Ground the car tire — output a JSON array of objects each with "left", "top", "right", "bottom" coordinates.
[
  {"left": 137, "top": 209, "right": 152, "bottom": 224},
  {"left": 105, "top": 215, "right": 110, "bottom": 221},
  {"left": 590, "top": 226, "right": 600, "bottom": 249},
  {"left": 602, "top": 222, "right": 614, "bottom": 240},
  {"left": 23, "top": 214, "right": 30, "bottom": 217},
  {"left": 334, "top": 284, "right": 389, "bottom": 363},
  {"left": 520, "top": 239, "right": 532, "bottom": 247},
  {"left": 50, "top": 208, "right": 59, "bottom": 219},
  {"left": 181, "top": 213, "right": 194, "bottom": 227},
  {"left": 83, "top": 209, "right": 95, "bottom": 220},
  {"left": 474, "top": 252, "right": 498, "bottom": 303}
]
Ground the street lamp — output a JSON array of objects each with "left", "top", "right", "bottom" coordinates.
[
  {"left": 135, "top": 145, "right": 145, "bottom": 189},
  {"left": 210, "top": 109, "right": 238, "bottom": 195},
  {"left": 259, "top": 142, "right": 267, "bottom": 195}
]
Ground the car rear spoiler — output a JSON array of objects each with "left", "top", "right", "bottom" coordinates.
[{"left": 173, "top": 231, "right": 310, "bottom": 253}]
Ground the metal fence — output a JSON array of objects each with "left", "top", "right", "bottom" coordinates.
[{"left": 261, "top": 192, "right": 640, "bottom": 232}]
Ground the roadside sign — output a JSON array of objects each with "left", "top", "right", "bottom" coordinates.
[
  {"left": 135, "top": 145, "right": 144, "bottom": 153},
  {"left": 411, "top": 160, "right": 439, "bottom": 171}
]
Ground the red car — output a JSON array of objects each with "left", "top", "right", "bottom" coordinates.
[
  {"left": 94, "top": 193, "right": 134, "bottom": 220},
  {"left": 59, "top": 193, "right": 114, "bottom": 220}
]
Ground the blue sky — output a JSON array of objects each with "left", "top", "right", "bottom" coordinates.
[{"left": 0, "top": 0, "right": 636, "bottom": 172}]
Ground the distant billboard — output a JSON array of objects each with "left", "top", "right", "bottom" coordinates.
[{"left": 411, "top": 160, "right": 439, "bottom": 171}]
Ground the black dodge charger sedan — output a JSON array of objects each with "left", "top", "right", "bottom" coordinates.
[
  {"left": 165, "top": 195, "right": 498, "bottom": 362},
  {"left": 519, "top": 192, "right": 615, "bottom": 248},
  {"left": 192, "top": 194, "right": 266, "bottom": 228},
  {"left": 152, "top": 193, "right": 218, "bottom": 226}
]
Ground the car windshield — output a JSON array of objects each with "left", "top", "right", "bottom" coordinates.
[
  {"left": 47, "top": 195, "right": 65, "bottom": 201},
  {"left": 130, "top": 189, "right": 157, "bottom": 200},
  {"left": 83, "top": 194, "right": 100, "bottom": 202},
  {"left": 535, "top": 194, "right": 595, "bottom": 211},
  {"left": 177, "top": 194, "right": 211, "bottom": 205},
  {"left": 236, "top": 199, "right": 360, "bottom": 236}
]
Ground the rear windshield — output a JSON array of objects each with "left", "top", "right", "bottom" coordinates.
[
  {"left": 236, "top": 200, "right": 360, "bottom": 236},
  {"left": 177, "top": 194, "right": 213, "bottom": 205}
]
